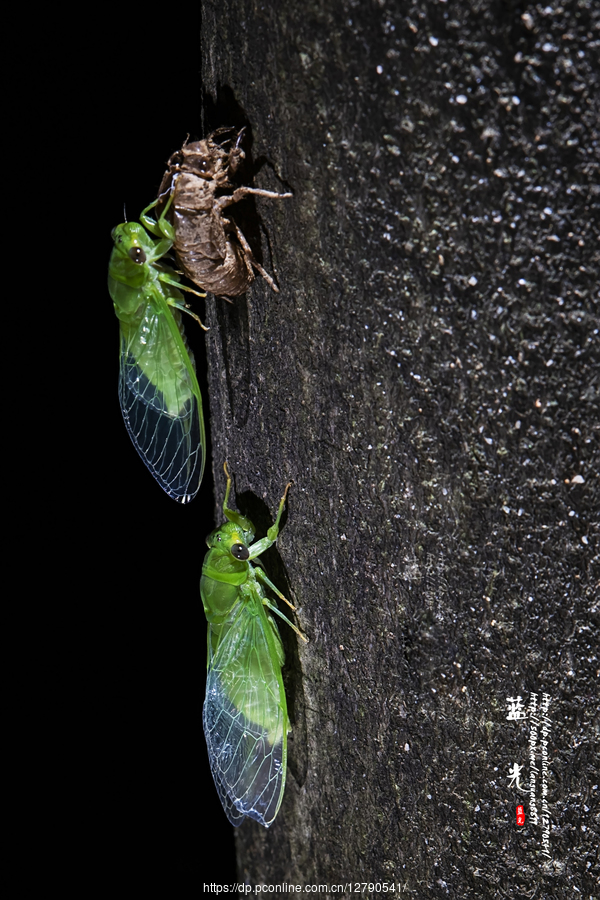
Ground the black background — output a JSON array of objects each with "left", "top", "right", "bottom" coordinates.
[{"left": 52, "top": 5, "right": 238, "bottom": 890}]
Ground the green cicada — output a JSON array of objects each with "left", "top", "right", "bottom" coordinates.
[
  {"left": 201, "top": 463, "right": 306, "bottom": 826},
  {"left": 108, "top": 196, "right": 206, "bottom": 502}
]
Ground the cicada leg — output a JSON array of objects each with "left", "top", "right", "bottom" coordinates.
[
  {"left": 262, "top": 596, "right": 308, "bottom": 643},
  {"left": 247, "top": 482, "right": 292, "bottom": 557},
  {"left": 231, "top": 224, "right": 280, "bottom": 293},
  {"left": 165, "top": 297, "right": 209, "bottom": 332},
  {"left": 227, "top": 186, "right": 293, "bottom": 204},
  {"left": 140, "top": 192, "right": 176, "bottom": 241},
  {"left": 222, "top": 462, "right": 255, "bottom": 532},
  {"left": 267, "top": 482, "right": 293, "bottom": 542},
  {"left": 146, "top": 279, "right": 208, "bottom": 331},
  {"left": 255, "top": 566, "right": 296, "bottom": 611}
]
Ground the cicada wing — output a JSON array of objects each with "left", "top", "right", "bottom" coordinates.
[
  {"left": 203, "top": 608, "right": 287, "bottom": 827},
  {"left": 207, "top": 761, "right": 247, "bottom": 827},
  {"left": 118, "top": 307, "right": 204, "bottom": 503}
]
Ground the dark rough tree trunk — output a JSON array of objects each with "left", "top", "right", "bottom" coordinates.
[{"left": 197, "top": 0, "right": 598, "bottom": 893}]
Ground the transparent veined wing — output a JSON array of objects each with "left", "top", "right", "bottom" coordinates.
[
  {"left": 118, "top": 300, "right": 205, "bottom": 503},
  {"left": 203, "top": 599, "right": 288, "bottom": 827}
]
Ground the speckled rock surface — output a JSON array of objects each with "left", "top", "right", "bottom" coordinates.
[{"left": 200, "top": 1, "right": 598, "bottom": 893}]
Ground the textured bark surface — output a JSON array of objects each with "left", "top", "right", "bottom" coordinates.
[{"left": 198, "top": 0, "right": 598, "bottom": 893}]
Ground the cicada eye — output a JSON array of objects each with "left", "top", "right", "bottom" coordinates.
[
  {"left": 128, "top": 246, "right": 146, "bottom": 264},
  {"left": 231, "top": 544, "right": 249, "bottom": 561},
  {"left": 197, "top": 158, "right": 213, "bottom": 179}
]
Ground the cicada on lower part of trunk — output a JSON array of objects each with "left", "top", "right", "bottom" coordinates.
[
  {"left": 201, "top": 463, "right": 306, "bottom": 826},
  {"left": 108, "top": 196, "right": 207, "bottom": 502},
  {"left": 158, "top": 128, "right": 292, "bottom": 298}
]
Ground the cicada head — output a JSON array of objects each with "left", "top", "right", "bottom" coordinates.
[
  {"left": 205, "top": 520, "right": 254, "bottom": 559},
  {"left": 180, "top": 139, "right": 220, "bottom": 180},
  {"left": 109, "top": 222, "right": 160, "bottom": 290},
  {"left": 180, "top": 130, "right": 245, "bottom": 189},
  {"left": 110, "top": 222, "right": 155, "bottom": 265}
]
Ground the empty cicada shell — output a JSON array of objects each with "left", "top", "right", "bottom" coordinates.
[{"left": 158, "top": 128, "right": 292, "bottom": 298}]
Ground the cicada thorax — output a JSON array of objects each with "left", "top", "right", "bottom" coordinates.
[
  {"left": 108, "top": 273, "right": 147, "bottom": 321},
  {"left": 201, "top": 550, "right": 247, "bottom": 619}
]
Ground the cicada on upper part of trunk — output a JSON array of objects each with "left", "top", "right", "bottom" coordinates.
[{"left": 108, "top": 195, "right": 207, "bottom": 502}]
